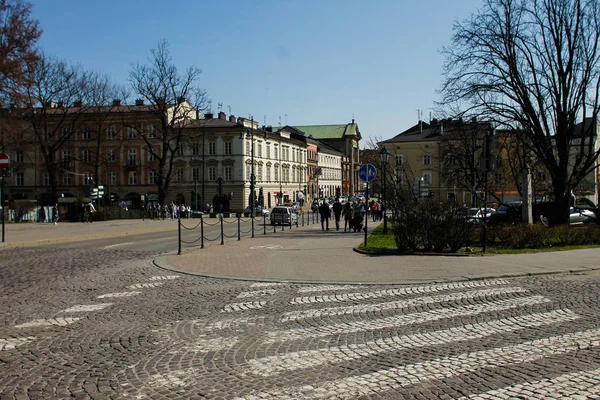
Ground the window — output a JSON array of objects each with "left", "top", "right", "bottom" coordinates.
[
  {"left": 62, "top": 150, "right": 71, "bottom": 162},
  {"left": 81, "top": 127, "right": 91, "bottom": 140},
  {"left": 15, "top": 172, "right": 24, "bottom": 186},
  {"left": 148, "top": 171, "right": 158, "bottom": 184},
  {"left": 128, "top": 149, "right": 137, "bottom": 165},
  {"left": 15, "top": 150, "right": 23, "bottom": 163},
  {"left": 175, "top": 146, "right": 183, "bottom": 157},
  {"left": 63, "top": 174, "right": 72, "bottom": 185},
  {"left": 225, "top": 166, "right": 232, "bottom": 181},
  {"left": 147, "top": 124, "right": 156, "bottom": 139},
  {"left": 82, "top": 149, "right": 91, "bottom": 163},
  {"left": 192, "top": 167, "right": 200, "bottom": 182},
  {"left": 246, "top": 163, "right": 251, "bottom": 181},
  {"left": 83, "top": 172, "right": 93, "bottom": 185},
  {"left": 395, "top": 154, "right": 403, "bottom": 166},
  {"left": 423, "top": 154, "right": 431, "bottom": 166},
  {"left": 128, "top": 126, "right": 137, "bottom": 139},
  {"left": 266, "top": 144, "right": 270, "bottom": 159},
  {"left": 176, "top": 168, "right": 184, "bottom": 182},
  {"left": 128, "top": 171, "right": 137, "bottom": 185},
  {"left": 106, "top": 150, "right": 116, "bottom": 163},
  {"left": 191, "top": 142, "right": 200, "bottom": 156},
  {"left": 43, "top": 173, "right": 51, "bottom": 186},
  {"left": 224, "top": 141, "right": 232, "bottom": 155},
  {"left": 257, "top": 164, "right": 263, "bottom": 182},
  {"left": 274, "top": 165, "right": 279, "bottom": 182},
  {"left": 107, "top": 125, "right": 116, "bottom": 139},
  {"left": 148, "top": 148, "right": 158, "bottom": 161},
  {"left": 108, "top": 172, "right": 116, "bottom": 185},
  {"left": 423, "top": 173, "right": 432, "bottom": 185},
  {"left": 208, "top": 142, "right": 216, "bottom": 155},
  {"left": 257, "top": 142, "right": 262, "bottom": 158},
  {"left": 267, "top": 165, "right": 271, "bottom": 182},
  {"left": 274, "top": 146, "right": 278, "bottom": 160},
  {"left": 208, "top": 166, "right": 216, "bottom": 181},
  {"left": 62, "top": 126, "right": 71, "bottom": 136}
]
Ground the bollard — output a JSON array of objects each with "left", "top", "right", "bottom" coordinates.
[
  {"left": 237, "top": 214, "right": 241, "bottom": 240},
  {"left": 177, "top": 216, "right": 182, "bottom": 255},
  {"left": 220, "top": 213, "right": 224, "bottom": 245},
  {"left": 264, "top": 214, "right": 267, "bottom": 235},
  {"left": 200, "top": 214, "right": 204, "bottom": 248}
]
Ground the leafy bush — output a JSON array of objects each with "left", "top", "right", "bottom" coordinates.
[
  {"left": 390, "top": 199, "right": 473, "bottom": 253},
  {"left": 489, "top": 224, "right": 600, "bottom": 248}
]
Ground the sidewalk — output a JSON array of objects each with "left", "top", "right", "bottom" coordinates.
[
  {"left": 154, "top": 220, "right": 600, "bottom": 284},
  {"left": 2, "top": 218, "right": 599, "bottom": 284}
]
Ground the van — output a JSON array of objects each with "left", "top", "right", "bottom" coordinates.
[{"left": 270, "top": 206, "right": 298, "bottom": 225}]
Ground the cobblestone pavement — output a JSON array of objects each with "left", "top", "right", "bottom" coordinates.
[{"left": 1, "top": 248, "right": 600, "bottom": 399}]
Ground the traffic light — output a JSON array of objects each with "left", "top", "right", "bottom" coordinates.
[{"left": 480, "top": 129, "right": 496, "bottom": 172}]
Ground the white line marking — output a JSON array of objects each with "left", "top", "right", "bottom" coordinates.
[
  {"left": 266, "top": 295, "right": 552, "bottom": 343},
  {"left": 290, "top": 279, "right": 511, "bottom": 305},
  {"left": 98, "top": 291, "right": 141, "bottom": 299},
  {"left": 246, "top": 310, "right": 579, "bottom": 376},
  {"left": 0, "top": 337, "right": 36, "bottom": 351},
  {"left": 103, "top": 242, "right": 135, "bottom": 249},
  {"left": 281, "top": 287, "right": 528, "bottom": 322},
  {"left": 60, "top": 303, "right": 112, "bottom": 313},
  {"left": 297, "top": 285, "right": 362, "bottom": 293},
  {"left": 222, "top": 301, "right": 268, "bottom": 312},
  {"left": 240, "top": 328, "right": 600, "bottom": 399},
  {"left": 237, "top": 289, "right": 278, "bottom": 298},
  {"left": 250, "top": 282, "right": 282, "bottom": 288},
  {"left": 250, "top": 244, "right": 283, "bottom": 250},
  {"left": 126, "top": 282, "right": 165, "bottom": 289},
  {"left": 147, "top": 275, "right": 180, "bottom": 281},
  {"left": 457, "top": 367, "right": 600, "bottom": 399},
  {"left": 15, "top": 317, "right": 81, "bottom": 328}
]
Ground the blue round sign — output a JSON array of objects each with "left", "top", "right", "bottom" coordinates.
[{"left": 358, "top": 163, "right": 377, "bottom": 183}]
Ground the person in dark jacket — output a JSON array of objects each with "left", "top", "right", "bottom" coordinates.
[
  {"left": 332, "top": 197, "right": 343, "bottom": 231},
  {"left": 318, "top": 200, "right": 331, "bottom": 231}
]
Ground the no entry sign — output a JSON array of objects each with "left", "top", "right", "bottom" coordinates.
[{"left": 0, "top": 153, "right": 9, "bottom": 170}]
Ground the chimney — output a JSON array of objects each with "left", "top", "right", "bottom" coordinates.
[
  {"left": 135, "top": 99, "right": 144, "bottom": 106},
  {"left": 112, "top": 99, "right": 122, "bottom": 106},
  {"left": 218, "top": 111, "right": 226, "bottom": 120},
  {"left": 229, "top": 115, "right": 236, "bottom": 123},
  {"left": 196, "top": 110, "right": 200, "bottom": 120},
  {"left": 204, "top": 113, "right": 213, "bottom": 120},
  {"left": 73, "top": 100, "right": 82, "bottom": 107},
  {"left": 57, "top": 101, "right": 64, "bottom": 108}
]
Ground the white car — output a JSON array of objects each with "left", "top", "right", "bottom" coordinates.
[
  {"left": 269, "top": 206, "right": 298, "bottom": 225},
  {"left": 466, "top": 207, "right": 496, "bottom": 223}
]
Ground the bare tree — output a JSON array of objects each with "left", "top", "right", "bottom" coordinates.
[
  {"left": 441, "top": 0, "right": 600, "bottom": 224},
  {"left": 17, "top": 54, "right": 90, "bottom": 203},
  {"left": 129, "top": 40, "right": 210, "bottom": 204},
  {"left": 0, "top": 0, "right": 41, "bottom": 107}
]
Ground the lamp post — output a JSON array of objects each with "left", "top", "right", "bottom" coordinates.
[
  {"left": 379, "top": 147, "right": 390, "bottom": 233},
  {"left": 241, "top": 117, "right": 255, "bottom": 215}
]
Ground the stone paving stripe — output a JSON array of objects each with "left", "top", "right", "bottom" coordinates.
[
  {"left": 0, "top": 337, "right": 36, "bottom": 351},
  {"left": 126, "top": 282, "right": 165, "bottom": 289},
  {"left": 280, "top": 287, "right": 528, "bottom": 322},
  {"left": 265, "top": 295, "right": 552, "bottom": 343},
  {"left": 290, "top": 279, "right": 511, "bottom": 305},
  {"left": 167, "top": 337, "right": 240, "bottom": 353},
  {"left": 147, "top": 275, "right": 180, "bottom": 281},
  {"left": 237, "top": 289, "right": 278, "bottom": 298},
  {"left": 97, "top": 291, "right": 142, "bottom": 299},
  {"left": 222, "top": 301, "right": 268, "bottom": 312},
  {"left": 60, "top": 303, "right": 113, "bottom": 313},
  {"left": 297, "top": 285, "right": 363, "bottom": 293},
  {"left": 456, "top": 367, "right": 600, "bottom": 399},
  {"left": 246, "top": 309, "right": 579, "bottom": 377},
  {"left": 250, "top": 282, "right": 283, "bottom": 287},
  {"left": 15, "top": 317, "right": 81, "bottom": 329},
  {"left": 238, "top": 328, "right": 600, "bottom": 399},
  {"left": 204, "top": 316, "right": 268, "bottom": 331}
]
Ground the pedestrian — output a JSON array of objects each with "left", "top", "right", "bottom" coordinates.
[
  {"left": 87, "top": 202, "right": 96, "bottom": 223},
  {"left": 53, "top": 203, "right": 59, "bottom": 225},
  {"left": 371, "top": 201, "right": 379, "bottom": 222},
  {"left": 343, "top": 202, "right": 353, "bottom": 232},
  {"left": 318, "top": 200, "right": 331, "bottom": 231},
  {"left": 353, "top": 201, "right": 365, "bottom": 232},
  {"left": 332, "top": 197, "right": 343, "bottom": 231}
]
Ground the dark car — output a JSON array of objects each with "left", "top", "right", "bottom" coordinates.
[
  {"left": 243, "top": 205, "right": 270, "bottom": 217},
  {"left": 488, "top": 201, "right": 522, "bottom": 225}
]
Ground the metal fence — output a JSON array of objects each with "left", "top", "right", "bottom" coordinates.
[{"left": 177, "top": 211, "right": 321, "bottom": 254}]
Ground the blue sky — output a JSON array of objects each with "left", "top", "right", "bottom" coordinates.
[{"left": 30, "top": 0, "right": 482, "bottom": 147}]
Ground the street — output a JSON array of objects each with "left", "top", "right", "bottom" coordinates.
[{"left": 1, "top": 244, "right": 600, "bottom": 399}]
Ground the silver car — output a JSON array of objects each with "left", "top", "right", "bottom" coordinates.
[{"left": 269, "top": 206, "right": 298, "bottom": 225}]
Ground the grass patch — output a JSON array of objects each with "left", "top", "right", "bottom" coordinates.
[{"left": 357, "top": 224, "right": 396, "bottom": 252}]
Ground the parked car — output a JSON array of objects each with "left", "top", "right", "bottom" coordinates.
[
  {"left": 540, "top": 206, "right": 597, "bottom": 225},
  {"left": 270, "top": 206, "right": 298, "bottom": 225},
  {"left": 244, "top": 205, "right": 270, "bottom": 217},
  {"left": 488, "top": 201, "right": 522, "bottom": 225},
  {"left": 466, "top": 207, "right": 496, "bottom": 223}
]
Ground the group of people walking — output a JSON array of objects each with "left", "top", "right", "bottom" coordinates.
[{"left": 318, "top": 197, "right": 367, "bottom": 233}]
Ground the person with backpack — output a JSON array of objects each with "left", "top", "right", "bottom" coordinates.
[
  {"left": 332, "top": 197, "right": 343, "bottom": 231},
  {"left": 318, "top": 200, "right": 331, "bottom": 231}
]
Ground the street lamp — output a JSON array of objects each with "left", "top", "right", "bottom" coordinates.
[
  {"left": 241, "top": 117, "right": 256, "bottom": 216},
  {"left": 380, "top": 146, "right": 390, "bottom": 233}
]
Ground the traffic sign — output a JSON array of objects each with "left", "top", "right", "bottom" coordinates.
[
  {"left": 0, "top": 153, "right": 9, "bottom": 170},
  {"left": 358, "top": 163, "right": 377, "bottom": 183}
]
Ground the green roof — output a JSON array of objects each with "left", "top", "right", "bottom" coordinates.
[{"left": 293, "top": 123, "right": 359, "bottom": 140}]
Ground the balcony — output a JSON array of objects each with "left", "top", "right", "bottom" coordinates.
[{"left": 123, "top": 160, "right": 141, "bottom": 169}]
